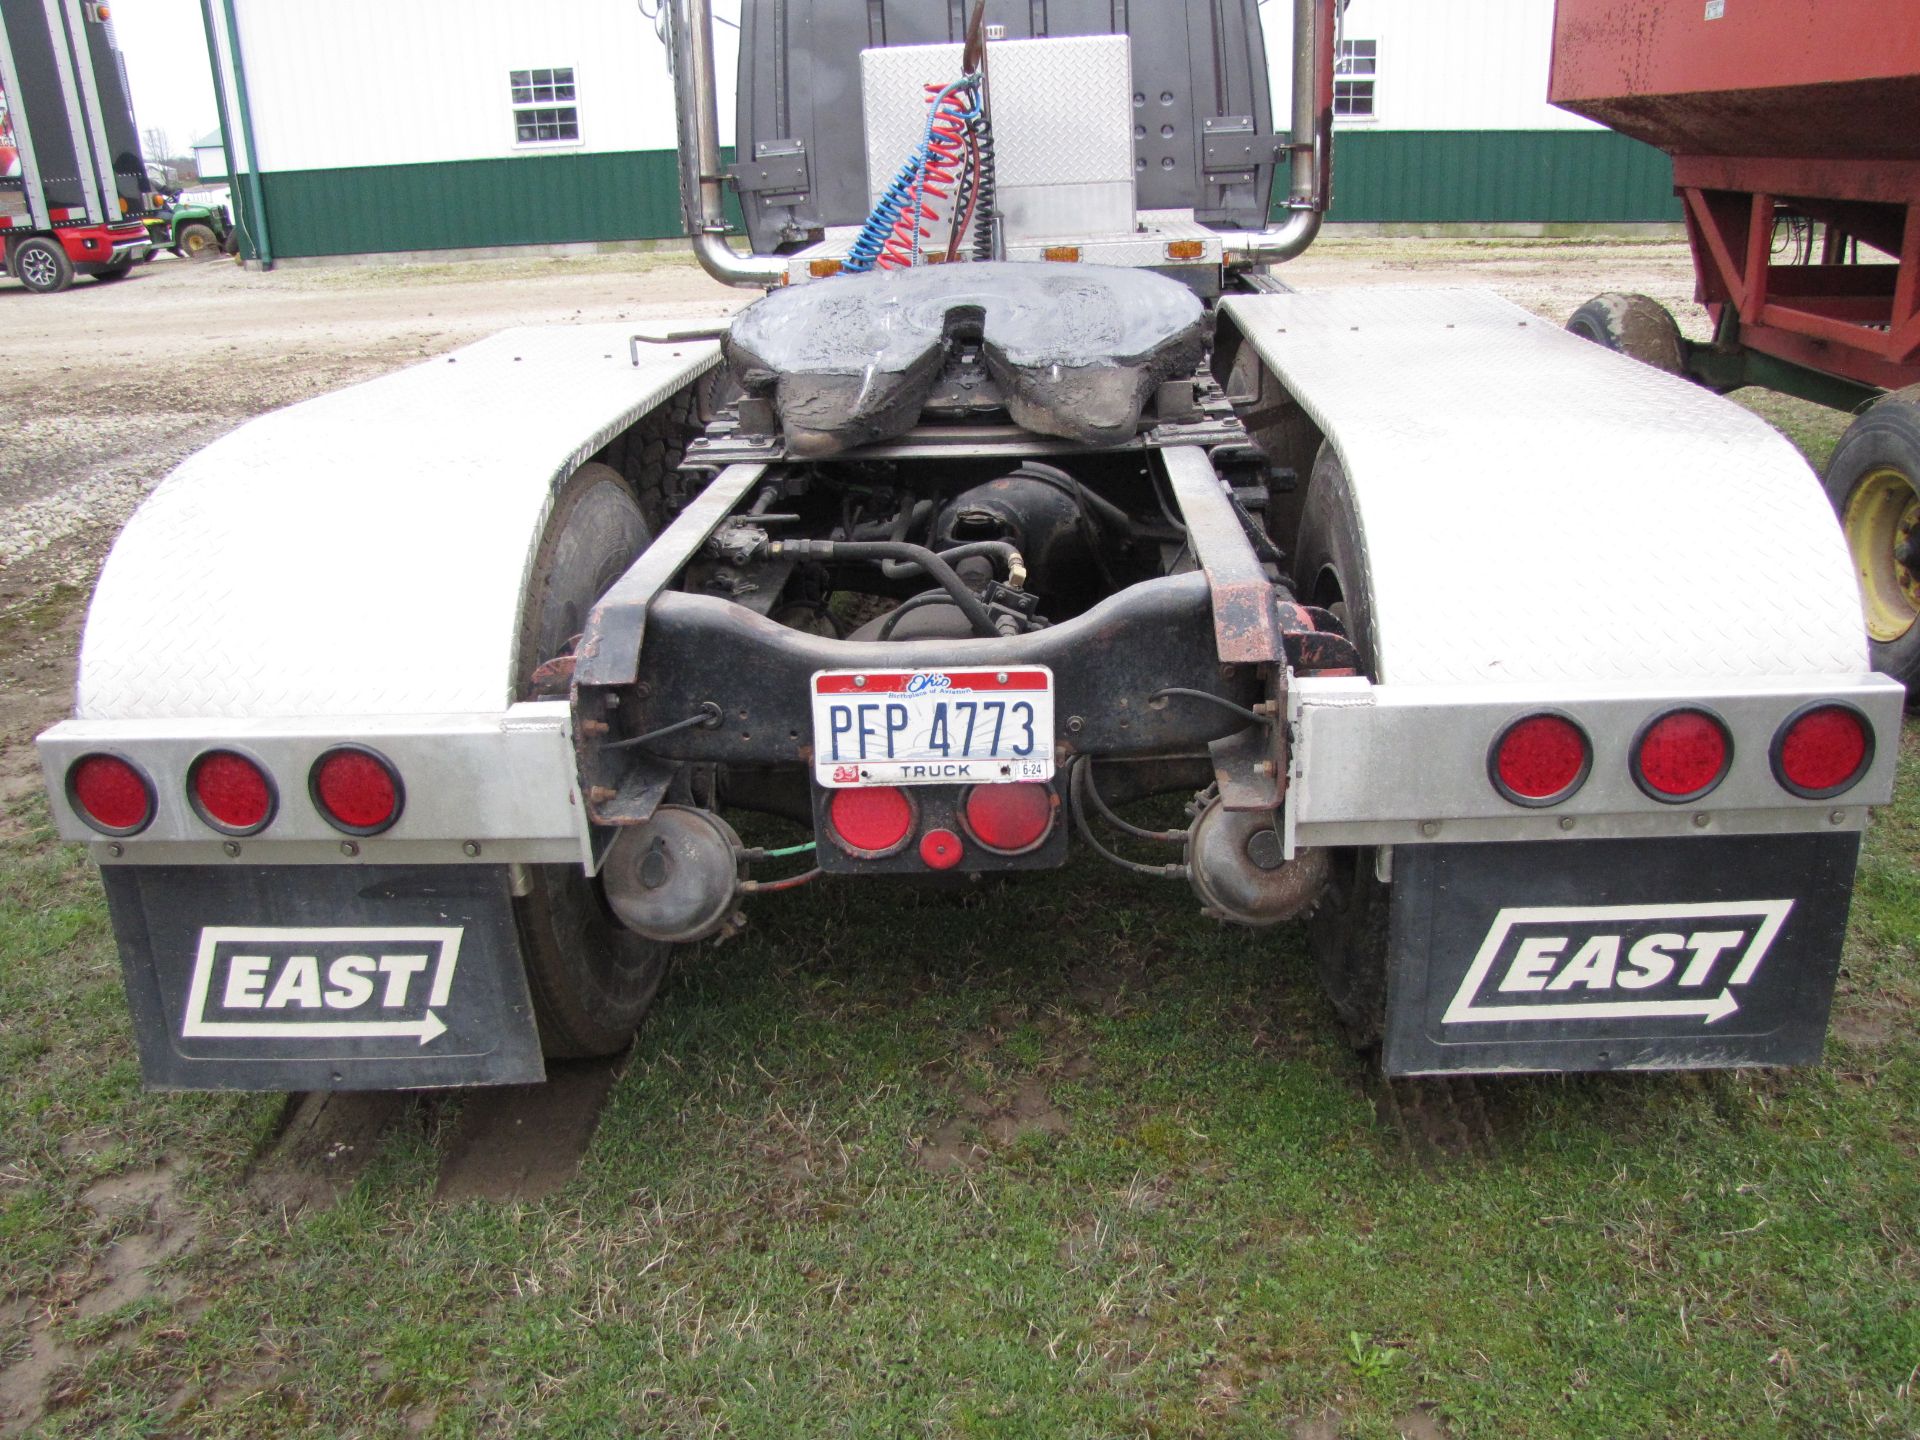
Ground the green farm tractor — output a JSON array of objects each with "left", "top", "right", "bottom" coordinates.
[{"left": 142, "top": 195, "right": 231, "bottom": 261}]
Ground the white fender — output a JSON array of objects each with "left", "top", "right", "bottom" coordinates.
[
  {"left": 1220, "top": 288, "right": 1868, "bottom": 687},
  {"left": 76, "top": 325, "right": 719, "bottom": 720}
]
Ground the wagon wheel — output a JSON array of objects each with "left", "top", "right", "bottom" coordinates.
[
  {"left": 1825, "top": 387, "right": 1920, "bottom": 693},
  {"left": 1564, "top": 291, "right": 1686, "bottom": 376}
]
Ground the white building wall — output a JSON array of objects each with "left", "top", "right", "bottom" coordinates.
[
  {"left": 1259, "top": 0, "right": 1598, "bottom": 131},
  {"left": 226, "top": 0, "right": 740, "bottom": 174}
]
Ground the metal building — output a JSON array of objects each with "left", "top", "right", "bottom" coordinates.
[
  {"left": 200, "top": 0, "right": 1677, "bottom": 265},
  {"left": 1318, "top": 0, "right": 1681, "bottom": 227}
]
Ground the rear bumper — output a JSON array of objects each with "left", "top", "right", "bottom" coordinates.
[{"left": 37, "top": 702, "right": 592, "bottom": 869}]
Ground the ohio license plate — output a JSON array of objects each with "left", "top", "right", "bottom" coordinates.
[{"left": 811, "top": 667, "right": 1054, "bottom": 787}]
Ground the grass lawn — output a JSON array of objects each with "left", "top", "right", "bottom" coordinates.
[{"left": 1, "top": 401, "right": 1915, "bottom": 1439}]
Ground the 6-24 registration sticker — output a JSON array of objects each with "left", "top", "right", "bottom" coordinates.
[{"left": 811, "top": 667, "right": 1055, "bottom": 787}]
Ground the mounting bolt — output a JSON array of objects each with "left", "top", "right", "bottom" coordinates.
[
  {"left": 1253, "top": 760, "right": 1276, "bottom": 777},
  {"left": 340, "top": 840, "right": 359, "bottom": 857},
  {"left": 854, "top": 675, "right": 867, "bottom": 688},
  {"left": 1557, "top": 816, "right": 1575, "bottom": 832},
  {"left": 1067, "top": 716, "right": 1084, "bottom": 733},
  {"left": 1420, "top": 820, "right": 1439, "bottom": 837},
  {"left": 588, "top": 786, "right": 618, "bottom": 803},
  {"left": 462, "top": 841, "right": 482, "bottom": 858},
  {"left": 1692, "top": 812, "right": 1710, "bottom": 828},
  {"left": 1830, "top": 809, "right": 1846, "bottom": 825},
  {"left": 222, "top": 841, "right": 241, "bottom": 858},
  {"left": 106, "top": 842, "right": 123, "bottom": 858}
]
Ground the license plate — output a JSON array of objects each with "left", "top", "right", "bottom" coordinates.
[{"left": 811, "top": 666, "right": 1054, "bottom": 787}]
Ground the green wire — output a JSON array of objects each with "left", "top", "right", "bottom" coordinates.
[{"left": 762, "top": 841, "right": 817, "bottom": 858}]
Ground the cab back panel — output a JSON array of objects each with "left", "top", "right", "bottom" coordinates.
[{"left": 733, "top": 0, "right": 1275, "bottom": 251}]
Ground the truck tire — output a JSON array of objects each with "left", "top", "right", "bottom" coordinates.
[
  {"left": 177, "top": 222, "right": 218, "bottom": 260},
  {"left": 1824, "top": 386, "right": 1920, "bottom": 692},
  {"left": 1294, "top": 444, "right": 1391, "bottom": 1050},
  {"left": 11, "top": 236, "right": 74, "bottom": 294},
  {"left": 513, "top": 460, "right": 671, "bottom": 1058},
  {"left": 1565, "top": 292, "right": 1686, "bottom": 376}
]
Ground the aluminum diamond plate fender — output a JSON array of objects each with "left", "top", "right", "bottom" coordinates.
[
  {"left": 1218, "top": 289, "right": 1868, "bottom": 686},
  {"left": 76, "top": 326, "right": 720, "bottom": 720}
]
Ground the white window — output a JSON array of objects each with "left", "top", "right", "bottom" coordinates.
[
  {"left": 1334, "top": 39, "right": 1376, "bottom": 119},
  {"left": 512, "top": 67, "right": 579, "bottom": 145}
]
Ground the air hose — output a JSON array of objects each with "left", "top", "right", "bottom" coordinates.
[{"left": 844, "top": 75, "right": 982, "bottom": 273}]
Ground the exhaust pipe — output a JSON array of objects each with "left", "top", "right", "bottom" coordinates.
[
  {"left": 664, "top": 0, "right": 1330, "bottom": 282},
  {"left": 668, "top": 0, "right": 788, "bottom": 289},
  {"left": 1219, "top": 0, "right": 1335, "bottom": 267}
]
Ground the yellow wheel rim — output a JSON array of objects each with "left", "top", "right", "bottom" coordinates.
[{"left": 1845, "top": 465, "right": 1920, "bottom": 643}]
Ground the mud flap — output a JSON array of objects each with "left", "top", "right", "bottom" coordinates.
[
  {"left": 1382, "top": 833, "right": 1860, "bottom": 1076},
  {"left": 101, "top": 865, "right": 545, "bottom": 1091}
]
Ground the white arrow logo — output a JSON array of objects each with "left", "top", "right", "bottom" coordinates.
[
  {"left": 1442, "top": 901, "right": 1792, "bottom": 1027},
  {"left": 181, "top": 927, "right": 462, "bottom": 1045}
]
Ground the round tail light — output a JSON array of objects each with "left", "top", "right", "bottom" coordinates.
[
  {"left": 1632, "top": 708, "right": 1732, "bottom": 803},
  {"left": 1489, "top": 713, "right": 1590, "bottom": 806},
  {"left": 188, "top": 750, "right": 276, "bottom": 834},
  {"left": 67, "top": 753, "right": 154, "bottom": 835},
  {"left": 962, "top": 782, "right": 1056, "bottom": 851},
  {"left": 310, "top": 746, "right": 403, "bottom": 835},
  {"left": 828, "top": 785, "right": 914, "bottom": 857},
  {"left": 1772, "top": 703, "right": 1873, "bottom": 798}
]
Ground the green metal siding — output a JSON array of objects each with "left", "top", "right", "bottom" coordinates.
[
  {"left": 1320, "top": 130, "right": 1682, "bottom": 224},
  {"left": 245, "top": 130, "right": 1679, "bottom": 259},
  {"left": 250, "top": 148, "right": 702, "bottom": 258}
]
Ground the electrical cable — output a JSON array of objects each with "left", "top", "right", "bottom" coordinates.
[
  {"left": 1069, "top": 759, "right": 1187, "bottom": 878},
  {"left": 1078, "top": 756, "right": 1186, "bottom": 842},
  {"left": 740, "top": 868, "right": 822, "bottom": 893},
  {"left": 1149, "top": 688, "right": 1270, "bottom": 729},
  {"left": 604, "top": 701, "right": 723, "bottom": 751}
]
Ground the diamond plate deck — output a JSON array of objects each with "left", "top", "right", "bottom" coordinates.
[
  {"left": 75, "top": 326, "right": 719, "bottom": 720},
  {"left": 861, "top": 35, "right": 1136, "bottom": 244},
  {"left": 1221, "top": 288, "right": 1870, "bottom": 686}
]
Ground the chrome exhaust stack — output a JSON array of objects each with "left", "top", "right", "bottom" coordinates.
[
  {"left": 667, "top": 0, "right": 788, "bottom": 289},
  {"left": 1219, "top": 0, "right": 1335, "bottom": 267},
  {"left": 663, "top": 0, "right": 1332, "bottom": 287}
]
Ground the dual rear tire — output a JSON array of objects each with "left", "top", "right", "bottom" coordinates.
[
  {"left": 1294, "top": 446, "right": 1391, "bottom": 1050},
  {"left": 514, "top": 462, "right": 671, "bottom": 1058}
]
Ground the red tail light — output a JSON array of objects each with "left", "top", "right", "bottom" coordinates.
[
  {"left": 1489, "top": 714, "right": 1590, "bottom": 806},
  {"left": 1773, "top": 703, "right": 1873, "bottom": 798},
  {"left": 962, "top": 782, "right": 1056, "bottom": 851},
  {"left": 67, "top": 753, "right": 154, "bottom": 835},
  {"left": 310, "top": 746, "right": 403, "bottom": 835},
  {"left": 1632, "top": 708, "right": 1731, "bottom": 803},
  {"left": 188, "top": 750, "right": 276, "bottom": 834},
  {"left": 828, "top": 785, "right": 914, "bottom": 856}
]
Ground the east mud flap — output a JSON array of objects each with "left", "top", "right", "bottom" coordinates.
[
  {"left": 100, "top": 866, "right": 544, "bottom": 1091},
  {"left": 1383, "top": 833, "right": 1860, "bottom": 1076}
]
